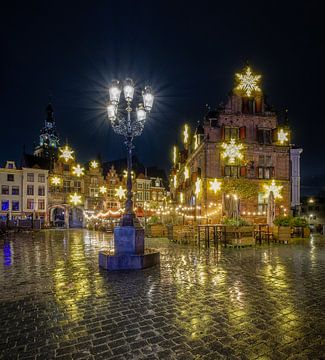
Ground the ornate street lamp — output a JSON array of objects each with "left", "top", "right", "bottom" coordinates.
[{"left": 107, "top": 78, "right": 154, "bottom": 226}]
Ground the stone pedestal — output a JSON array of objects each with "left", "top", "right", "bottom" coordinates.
[
  {"left": 114, "top": 226, "right": 144, "bottom": 255},
  {"left": 98, "top": 223, "right": 160, "bottom": 271}
]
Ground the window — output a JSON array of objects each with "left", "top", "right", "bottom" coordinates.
[
  {"left": 7, "top": 174, "right": 14, "bottom": 181},
  {"left": 89, "top": 188, "right": 99, "bottom": 197},
  {"left": 63, "top": 181, "right": 70, "bottom": 193},
  {"left": 63, "top": 164, "right": 70, "bottom": 172},
  {"left": 74, "top": 181, "right": 81, "bottom": 192},
  {"left": 257, "top": 129, "right": 272, "bottom": 145},
  {"left": 7, "top": 162, "right": 14, "bottom": 169},
  {"left": 138, "top": 183, "right": 143, "bottom": 189},
  {"left": 155, "top": 179, "right": 160, "bottom": 187},
  {"left": 27, "top": 199, "right": 34, "bottom": 210},
  {"left": 225, "top": 127, "right": 239, "bottom": 141},
  {"left": 27, "top": 173, "right": 34, "bottom": 182},
  {"left": 91, "top": 177, "right": 98, "bottom": 185},
  {"left": 12, "top": 201, "right": 19, "bottom": 211},
  {"left": 27, "top": 185, "right": 34, "bottom": 195},
  {"left": 152, "top": 192, "right": 157, "bottom": 201},
  {"left": 224, "top": 166, "right": 239, "bottom": 177},
  {"left": 38, "top": 186, "right": 45, "bottom": 196},
  {"left": 258, "top": 192, "right": 267, "bottom": 213},
  {"left": 12, "top": 186, "right": 19, "bottom": 195},
  {"left": 145, "top": 192, "right": 150, "bottom": 201},
  {"left": 38, "top": 200, "right": 45, "bottom": 210},
  {"left": 138, "top": 192, "right": 143, "bottom": 201},
  {"left": 1, "top": 185, "right": 9, "bottom": 195},
  {"left": 258, "top": 166, "right": 273, "bottom": 179},
  {"left": 38, "top": 174, "right": 45, "bottom": 183},
  {"left": 1, "top": 200, "right": 9, "bottom": 211}
]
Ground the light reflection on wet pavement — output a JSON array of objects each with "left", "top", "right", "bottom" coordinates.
[{"left": 0, "top": 229, "right": 324, "bottom": 359}]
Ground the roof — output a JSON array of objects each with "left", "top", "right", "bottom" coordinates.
[{"left": 22, "top": 153, "right": 52, "bottom": 170}]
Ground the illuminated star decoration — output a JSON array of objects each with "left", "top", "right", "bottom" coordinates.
[
  {"left": 209, "top": 178, "right": 222, "bottom": 193},
  {"left": 184, "top": 167, "right": 189, "bottom": 181},
  {"left": 263, "top": 180, "right": 283, "bottom": 199},
  {"left": 235, "top": 66, "right": 261, "bottom": 97},
  {"left": 69, "top": 192, "right": 82, "bottom": 206},
  {"left": 183, "top": 124, "right": 189, "bottom": 144},
  {"left": 72, "top": 164, "right": 85, "bottom": 177},
  {"left": 278, "top": 129, "right": 289, "bottom": 144},
  {"left": 115, "top": 186, "right": 126, "bottom": 199},
  {"left": 59, "top": 145, "right": 74, "bottom": 162},
  {"left": 221, "top": 139, "right": 243, "bottom": 164},
  {"left": 99, "top": 186, "right": 107, "bottom": 194},
  {"left": 195, "top": 178, "right": 201, "bottom": 196},
  {"left": 51, "top": 176, "right": 61, "bottom": 186},
  {"left": 90, "top": 160, "right": 98, "bottom": 168}
]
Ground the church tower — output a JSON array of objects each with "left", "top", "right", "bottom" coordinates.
[{"left": 34, "top": 102, "right": 60, "bottom": 159}]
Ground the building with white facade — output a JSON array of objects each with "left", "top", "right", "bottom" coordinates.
[{"left": 0, "top": 161, "right": 49, "bottom": 222}]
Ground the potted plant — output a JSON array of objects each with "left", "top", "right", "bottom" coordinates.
[
  {"left": 222, "top": 217, "right": 255, "bottom": 246},
  {"left": 273, "top": 215, "right": 292, "bottom": 242},
  {"left": 291, "top": 217, "right": 310, "bottom": 238}
]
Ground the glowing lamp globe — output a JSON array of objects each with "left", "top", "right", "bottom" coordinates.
[
  {"left": 123, "top": 78, "right": 135, "bottom": 102},
  {"left": 136, "top": 104, "right": 147, "bottom": 122},
  {"left": 109, "top": 80, "right": 121, "bottom": 105},
  {"left": 142, "top": 86, "right": 154, "bottom": 111},
  {"left": 107, "top": 102, "right": 117, "bottom": 121}
]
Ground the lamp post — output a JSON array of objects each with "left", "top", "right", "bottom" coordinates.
[{"left": 107, "top": 78, "right": 154, "bottom": 226}]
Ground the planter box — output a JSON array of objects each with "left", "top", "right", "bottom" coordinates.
[
  {"left": 273, "top": 226, "right": 291, "bottom": 242},
  {"left": 225, "top": 226, "right": 255, "bottom": 246},
  {"left": 303, "top": 227, "right": 311, "bottom": 238}
]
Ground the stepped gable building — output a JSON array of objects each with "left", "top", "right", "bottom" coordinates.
[{"left": 170, "top": 65, "right": 302, "bottom": 223}]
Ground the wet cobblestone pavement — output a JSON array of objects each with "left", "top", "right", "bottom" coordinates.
[{"left": 0, "top": 230, "right": 324, "bottom": 359}]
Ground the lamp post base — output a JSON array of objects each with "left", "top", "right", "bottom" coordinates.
[{"left": 98, "top": 216, "right": 160, "bottom": 271}]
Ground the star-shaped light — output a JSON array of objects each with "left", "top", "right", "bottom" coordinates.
[
  {"left": 209, "top": 178, "right": 222, "bottom": 193},
  {"left": 278, "top": 129, "right": 289, "bottom": 145},
  {"left": 184, "top": 167, "right": 189, "bottom": 181},
  {"left": 183, "top": 124, "right": 189, "bottom": 144},
  {"left": 59, "top": 145, "right": 74, "bottom": 162},
  {"left": 90, "top": 160, "right": 98, "bottom": 169},
  {"left": 263, "top": 180, "right": 283, "bottom": 199},
  {"left": 115, "top": 186, "right": 126, "bottom": 199},
  {"left": 235, "top": 66, "right": 261, "bottom": 97},
  {"left": 69, "top": 192, "right": 82, "bottom": 206},
  {"left": 99, "top": 186, "right": 107, "bottom": 194},
  {"left": 72, "top": 164, "right": 85, "bottom": 177},
  {"left": 50, "top": 176, "right": 61, "bottom": 186},
  {"left": 221, "top": 139, "right": 243, "bottom": 164},
  {"left": 195, "top": 178, "right": 201, "bottom": 196}
]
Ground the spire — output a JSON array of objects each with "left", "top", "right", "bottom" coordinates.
[
  {"left": 284, "top": 108, "right": 289, "bottom": 126},
  {"left": 46, "top": 102, "right": 54, "bottom": 122}
]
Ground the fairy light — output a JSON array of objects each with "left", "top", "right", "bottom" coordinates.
[
  {"left": 90, "top": 160, "right": 98, "bottom": 168},
  {"left": 99, "top": 186, "right": 107, "bottom": 194},
  {"left": 184, "top": 166, "right": 189, "bottom": 181},
  {"left": 69, "top": 192, "right": 82, "bottom": 206},
  {"left": 115, "top": 186, "right": 126, "bottom": 199},
  {"left": 183, "top": 124, "right": 189, "bottom": 144},
  {"left": 50, "top": 176, "right": 61, "bottom": 186},
  {"left": 263, "top": 179, "right": 283, "bottom": 199},
  {"left": 221, "top": 139, "right": 243, "bottom": 164},
  {"left": 278, "top": 129, "right": 289, "bottom": 144},
  {"left": 195, "top": 178, "right": 201, "bottom": 196},
  {"left": 59, "top": 145, "right": 74, "bottom": 162}
]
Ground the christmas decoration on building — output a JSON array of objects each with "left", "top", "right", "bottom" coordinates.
[
  {"left": 99, "top": 186, "right": 107, "bottom": 194},
  {"left": 69, "top": 193, "right": 82, "bottom": 206},
  {"left": 183, "top": 124, "right": 189, "bottom": 145},
  {"left": 115, "top": 186, "right": 126, "bottom": 199},
  {"left": 72, "top": 164, "right": 85, "bottom": 177},
  {"left": 221, "top": 139, "right": 244, "bottom": 164},
  {"left": 90, "top": 160, "right": 99, "bottom": 169},
  {"left": 184, "top": 167, "right": 189, "bottom": 181},
  {"left": 50, "top": 176, "right": 61, "bottom": 186},
  {"left": 209, "top": 178, "right": 222, "bottom": 193},
  {"left": 195, "top": 178, "right": 201, "bottom": 196},
  {"left": 263, "top": 179, "right": 283, "bottom": 199},
  {"left": 277, "top": 129, "right": 289, "bottom": 145},
  {"left": 235, "top": 66, "right": 261, "bottom": 97},
  {"left": 59, "top": 145, "right": 74, "bottom": 162}
]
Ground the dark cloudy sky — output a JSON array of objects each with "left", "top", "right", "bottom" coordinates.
[{"left": 0, "top": 0, "right": 322, "bottom": 194}]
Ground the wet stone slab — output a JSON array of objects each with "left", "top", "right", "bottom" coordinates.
[{"left": 0, "top": 230, "right": 324, "bottom": 359}]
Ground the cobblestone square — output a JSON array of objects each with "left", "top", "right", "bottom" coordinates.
[{"left": 0, "top": 230, "right": 324, "bottom": 359}]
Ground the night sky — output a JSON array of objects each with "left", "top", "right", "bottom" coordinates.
[{"left": 0, "top": 1, "right": 322, "bottom": 194}]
